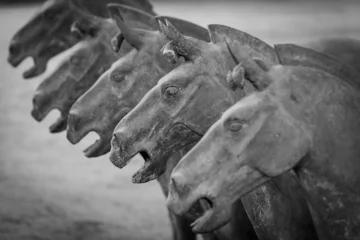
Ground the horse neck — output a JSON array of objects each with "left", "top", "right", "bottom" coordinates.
[
  {"left": 298, "top": 81, "right": 360, "bottom": 190},
  {"left": 278, "top": 67, "right": 360, "bottom": 173},
  {"left": 274, "top": 67, "right": 360, "bottom": 238},
  {"left": 156, "top": 151, "right": 185, "bottom": 197}
]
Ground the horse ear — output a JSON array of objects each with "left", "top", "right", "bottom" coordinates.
[
  {"left": 226, "top": 41, "right": 273, "bottom": 91},
  {"left": 69, "top": 0, "right": 104, "bottom": 37},
  {"left": 69, "top": 0, "right": 156, "bottom": 38},
  {"left": 108, "top": 5, "right": 151, "bottom": 50},
  {"left": 207, "top": 24, "right": 279, "bottom": 66},
  {"left": 158, "top": 19, "right": 207, "bottom": 61},
  {"left": 274, "top": 44, "right": 360, "bottom": 90},
  {"left": 160, "top": 41, "right": 180, "bottom": 64},
  {"left": 155, "top": 16, "right": 210, "bottom": 43},
  {"left": 70, "top": 0, "right": 155, "bottom": 18},
  {"left": 253, "top": 58, "right": 271, "bottom": 72},
  {"left": 226, "top": 58, "right": 273, "bottom": 91},
  {"left": 111, "top": 32, "right": 125, "bottom": 52}
]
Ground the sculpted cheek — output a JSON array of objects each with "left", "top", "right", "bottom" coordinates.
[{"left": 165, "top": 123, "right": 201, "bottom": 148}]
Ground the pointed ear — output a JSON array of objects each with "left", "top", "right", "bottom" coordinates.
[
  {"left": 253, "top": 58, "right": 271, "bottom": 72},
  {"left": 160, "top": 41, "right": 180, "bottom": 64},
  {"left": 111, "top": 32, "right": 125, "bottom": 52},
  {"left": 208, "top": 24, "right": 279, "bottom": 66},
  {"left": 70, "top": 0, "right": 155, "bottom": 19},
  {"left": 69, "top": 0, "right": 104, "bottom": 37},
  {"left": 275, "top": 44, "right": 360, "bottom": 89},
  {"left": 107, "top": 7, "right": 144, "bottom": 50},
  {"left": 70, "top": 22, "right": 85, "bottom": 40},
  {"left": 108, "top": 4, "right": 158, "bottom": 30},
  {"left": 155, "top": 16, "right": 210, "bottom": 43},
  {"left": 158, "top": 19, "right": 206, "bottom": 61},
  {"left": 226, "top": 41, "right": 273, "bottom": 91}
]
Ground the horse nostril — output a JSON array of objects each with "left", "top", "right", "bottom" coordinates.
[
  {"left": 170, "top": 173, "right": 188, "bottom": 195},
  {"left": 112, "top": 132, "right": 125, "bottom": 149},
  {"left": 32, "top": 92, "right": 44, "bottom": 107},
  {"left": 67, "top": 111, "right": 81, "bottom": 131},
  {"left": 66, "top": 110, "right": 87, "bottom": 144},
  {"left": 9, "top": 40, "right": 21, "bottom": 55},
  {"left": 32, "top": 96, "right": 37, "bottom": 106},
  {"left": 112, "top": 133, "right": 119, "bottom": 146},
  {"left": 171, "top": 177, "right": 178, "bottom": 191}
]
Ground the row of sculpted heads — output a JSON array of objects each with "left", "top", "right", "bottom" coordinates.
[
  {"left": 26, "top": 1, "right": 212, "bottom": 158},
  {"left": 9, "top": 1, "right": 360, "bottom": 239},
  {"left": 165, "top": 51, "right": 360, "bottom": 238},
  {"left": 10, "top": 2, "right": 258, "bottom": 239},
  {"left": 107, "top": 17, "right": 360, "bottom": 239}
]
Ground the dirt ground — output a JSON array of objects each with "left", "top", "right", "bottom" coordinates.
[{"left": 0, "top": 2, "right": 359, "bottom": 240}]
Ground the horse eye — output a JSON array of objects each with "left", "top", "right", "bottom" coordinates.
[
  {"left": 229, "top": 122, "right": 243, "bottom": 132},
  {"left": 226, "top": 119, "right": 245, "bottom": 132},
  {"left": 111, "top": 72, "right": 124, "bottom": 82},
  {"left": 164, "top": 86, "right": 180, "bottom": 96},
  {"left": 44, "top": 11, "right": 56, "bottom": 20},
  {"left": 70, "top": 56, "right": 82, "bottom": 66}
]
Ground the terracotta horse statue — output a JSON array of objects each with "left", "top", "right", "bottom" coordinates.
[
  {"left": 66, "top": 5, "right": 248, "bottom": 240},
  {"left": 167, "top": 43, "right": 360, "bottom": 240}
]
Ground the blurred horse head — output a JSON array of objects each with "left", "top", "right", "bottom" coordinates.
[{"left": 8, "top": 0, "right": 155, "bottom": 79}]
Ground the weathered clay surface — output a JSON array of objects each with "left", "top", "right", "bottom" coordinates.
[
  {"left": 66, "top": 6, "right": 238, "bottom": 240},
  {"left": 167, "top": 46, "right": 360, "bottom": 239},
  {"left": 8, "top": 0, "right": 155, "bottom": 79},
  {"left": 110, "top": 23, "right": 318, "bottom": 239}
]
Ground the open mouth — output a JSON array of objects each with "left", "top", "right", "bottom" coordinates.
[
  {"left": 110, "top": 146, "right": 165, "bottom": 184},
  {"left": 131, "top": 149, "right": 161, "bottom": 183},
  {"left": 112, "top": 147, "right": 151, "bottom": 168},
  {"left": 139, "top": 150, "right": 151, "bottom": 162},
  {"left": 31, "top": 104, "right": 61, "bottom": 124},
  {"left": 23, "top": 62, "right": 45, "bottom": 79},
  {"left": 83, "top": 134, "right": 110, "bottom": 158},
  {"left": 31, "top": 104, "right": 66, "bottom": 133},
  {"left": 66, "top": 123, "right": 109, "bottom": 158},
  {"left": 190, "top": 197, "right": 215, "bottom": 233},
  {"left": 49, "top": 115, "right": 67, "bottom": 133}
]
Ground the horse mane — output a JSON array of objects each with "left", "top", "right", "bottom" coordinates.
[
  {"left": 207, "top": 24, "right": 279, "bottom": 65},
  {"left": 275, "top": 44, "right": 360, "bottom": 91}
]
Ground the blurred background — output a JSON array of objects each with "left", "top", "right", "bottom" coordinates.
[{"left": 0, "top": 1, "right": 359, "bottom": 240}]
